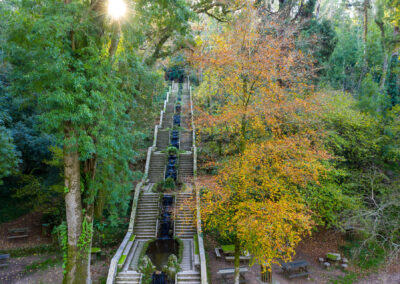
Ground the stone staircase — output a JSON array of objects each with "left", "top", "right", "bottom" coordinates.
[
  {"left": 181, "top": 239, "right": 193, "bottom": 271},
  {"left": 156, "top": 130, "right": 169, "bottom": 149},
  {"left": 175, "top": 193, "right": 196, "bottom": 239},
  {"left": 178, "top": 153, "right": 193, "bottom": 182},
  {"left": 128, "top": 240, "right": 146, "bottom": 270},
  {"left": 176, "top": 271, "right": 201, "bottom": 284},
  {"left": 133, "top": 193, "right": 159, "bottom": 239},
  {"left": 180, "top": 131, "right": 193, "bottom": 151},
  {"left": 166, "top": 103, "right": 175, "bottom": 113},
  {"left": 115, "top": 271, "right": 141, "bottom": 284},
  {"left": 148, "top": 152, "right": 165, "bottom": 183},
  {"left": 181, "top": 115, "right": 191, "bottom": 129}
]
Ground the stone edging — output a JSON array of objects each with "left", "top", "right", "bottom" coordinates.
[
  {"left": 106, "top": 85, "right": 172, "bottom": 284},
  {"left": 189, "top": 78, "right": 208, "bottom": 284}
]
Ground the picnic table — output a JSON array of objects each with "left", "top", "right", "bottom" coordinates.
[
  {"left": 281, "top": 260, "right": 310, "bottom": 279},
  {"left": 217, "top": 267, "right": 249, "bottom": 283}
]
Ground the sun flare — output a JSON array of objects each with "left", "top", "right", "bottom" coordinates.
[{"left": 108, "top": 0, "right": 127, "bottom": 20}]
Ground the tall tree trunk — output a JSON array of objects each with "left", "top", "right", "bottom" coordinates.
[
  {"left": 234, "top": 239, "right": 241, "bottom": 284},
  {"left": 240, "top": 113, "right": 247, "bottom": 153},
  {"left": 63, "top": 124, "right": 88, "bottom": 284},
  {"left": 375, "top": 19, "right": 388, "bottom": 90},
  {"left": 94, "top": 187, "right": 106, "bottom": 219},
  {"left": 358, "top": 0, "right": 370, "bottom": 90},
  {"left": 362, "top": 0, "right": 369, "bottom": 56},
  {"left": 109, "top": 22, "right": 121, "bottom": 63}
]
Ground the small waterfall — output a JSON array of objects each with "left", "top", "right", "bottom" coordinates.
[{"left": 159, "top": 195, "right": 174, "bottom": 239}]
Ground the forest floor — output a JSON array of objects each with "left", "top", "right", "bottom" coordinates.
[
  {"left": 0, "top": 253, "right": 109, "bottom": 284},
  {"left": 0, "top": 211, "right": 52, "bottom": 250},
  {"left": 0, "top": 212, "right": 114, "bottom": 283},
  {"left": 205, "top": 229, "right": 400, "bottom": 284}
]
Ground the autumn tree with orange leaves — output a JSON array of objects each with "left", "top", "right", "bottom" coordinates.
[{"left": 191, "top": 4, "right": 329, "bottom": 284}]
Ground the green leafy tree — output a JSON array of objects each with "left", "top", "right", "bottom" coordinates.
[{"left": 3, "top": 0, "right": 165, "bottom": 282}]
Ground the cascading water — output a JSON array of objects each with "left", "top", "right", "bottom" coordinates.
[
  {"left": 147, "top": 195, "right": 177, "bottom": 284},
  {"left": 159, "top": 195, "right": 174, "bottom": 239}
]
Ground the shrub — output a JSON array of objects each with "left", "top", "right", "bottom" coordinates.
[
  {"left": 138, "top": 255, "right": 156, "bottom": 284},
  {"left": 167, "top": 146, "right": 178, "bottom": 156},
  {"left": 162, "top": 254, "right": 180, "bottom": 280}
]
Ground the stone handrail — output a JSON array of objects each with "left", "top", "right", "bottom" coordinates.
[
  {"left": 153, "top": 125, "right": 158, "bottom": 149},
  {"left": 107, "top": 86, "right": 172, "bottom": 284},
  {"left": 189, "top": 79, "right": 207, "bottom": 284},
  {"left": 106, "top": 231, "right": 133, "bottom": 283}
]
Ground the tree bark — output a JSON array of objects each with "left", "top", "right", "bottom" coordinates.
[
  {"left": 358, "top": 0, "right": 370, "bottom": 90},
  {"left": 63, "top": 124, "right": 89, "bottom": 284},
  {"left": 375, "top": 19, "right": 388, "bottom": 90},
  {"left": 234, "top": 239, "right": 241, "bottom": 284},
  {"left": 109, "top": 23, "right": 121, "bottom": 63}
]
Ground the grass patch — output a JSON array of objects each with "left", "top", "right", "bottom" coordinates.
[
  {"left": 118, "top": 255, "right": 127, "bottom": 265},
  {"left": 91, "top": 247, "right": 101, "bottom": 253},
  {"left": 129, "top": 234, "right": 136, "bottom": 242},
  {"left": 341, "top": 239, "right": 385, "bottom": 270},
  {"left": 0, "top": 244, "right": 58, "bottom": 257},
  {"left": 193, "top": 234, "right": 199, "bottom": 255},
  {"left": 174, "top": 237, "right": 184, "bottom": 265},
  {"left": 330, "top": 272, "right": 359, "bottom": 284},
  {"left": 221, "top": 244, "right": 235, "bottom": 254},
  {"left": 24, "top": 257, "right": 62, "bottom": 273}
]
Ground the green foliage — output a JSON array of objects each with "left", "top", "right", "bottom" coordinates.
[
  {"left": 77, "top": 218, "right": 93, "bottom": 255},
  {"left": 162, "top": 254, "right": 180, "bottom": 280},
  {"left": 138, "top": 255, "right": 156, "bottom": 284},
  {"left": 164, "top": 177, "right": 176, "bottom": 189},
  {"left": 358, "top": 74, "right": 390, "bottom": 115},
  {"left": 24, "top": 257, "right": 62, "bottom": 273},
  {"left": 174, "top": 237, "right": 184, "bottom": 265},
  {"left": 155, "top": 177, "right": 176, "bottom": 192},
  {"left": 341, "top": 239, "right": 386, "bottom": 270},
  {"left": 0, "top": 125, "right": 19, "bottom": 185},
  {"left": 0, "top": 244, "right": 57, "bottom": 257},
  {"left": 52, "top": 222, "right": 68, "bottom": 275},
  {"left": 299, "top": 18, "right": 337, "bottom": 77},
  {"left": 303, "top": 175, "right": 359, "bottom": 227},
  {"left": 324, "top": 22, "right": 362, "bottom": 91},
  {"left": 330, "top": 272, "right": 359, "bottom": 284},
  {"left": 322, "top": 92, "right": 382, "bottom": 168},
  {"left": 193, "top": 234, "right": 199, "bottom": 255},
  {"left": 118, "top": 255, "right": 127, "bottom": 265},
  {"left": 387, "top": 55, "right": 399, "bottom": 106},
  {"left": 167, "top": 146, "right": 178, "bottom": 156},
  {"left": 134, "top": 0, "right": 195, "bottom": 65},
  {"left": 92, "top": 219, "right": 128, "bottom": 247}
]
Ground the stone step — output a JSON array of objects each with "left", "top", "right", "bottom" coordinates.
[
  {"left": 116, "top": 275, "right": 141, "bottom": 280},
  {"left": 135, "top": 218, "right": 157, "bottom": 222},
  {"left": 177, "top": 275, "right": 201, "bottom": 280},
  {"left": 116, "top": 271, "right": 141, "bottom": 284},
  {"left": 134, "top": 227, "right": 156, "bottom": 231},
  {"left": 175, "top": 225, "right": 196, "bottom": 229}
]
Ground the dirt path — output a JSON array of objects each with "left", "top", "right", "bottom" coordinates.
[
  {"left": 205, "top": 230, "right": 400, "bottom": 284},
  {"left": 0, "top": 254, "right": 109, "bottom": 284}
]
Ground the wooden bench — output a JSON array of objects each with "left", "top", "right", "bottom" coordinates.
[
  {"left": 0, "top": 254, "right": 10, "bottom": 268},
  {"left": 281, "top": 260, "right": 310, "bottom": 279},
  {"left": 217, "top": 267, "right": 249, "bottom": 283},
  {"left": 7, "top": 228, "right": 29, "bottom": 240},
  {"left": 225, "top": 255, "right": 251, "bottom": 262}
]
